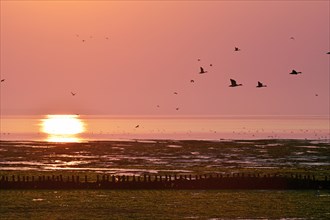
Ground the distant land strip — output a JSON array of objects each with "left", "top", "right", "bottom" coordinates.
[{"left": 1, "top": 173, "right": 329, "bottom": 190}]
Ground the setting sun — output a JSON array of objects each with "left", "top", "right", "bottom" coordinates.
[{"left": 41, "top": 115, "right": 85, "bottom": 142}]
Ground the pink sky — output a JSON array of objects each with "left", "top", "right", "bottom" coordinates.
[{"left": 1, "top": 1, "right": 329, "bottom": 116}]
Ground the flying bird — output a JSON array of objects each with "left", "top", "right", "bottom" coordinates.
[
  {"left": 71, "top": 92, "right": 76, "bottom": 96},
  {"left": 327, "top": 52, "right": 330, "bottom": 54},
  {"left": 174, "top": 92, "right": 178, "bottom": 95},
  {"left": 190, "top": 80, "right": 195, "bottom": 83},
  {"left": 199, "top": 67, "right": 207, "bottom": 74},
  {"left": 229, "top": 79, "right": 242, "bottom": 87},
  {"left": 135, "top": 125, "right": 139, "bottom": 128},
  {"left": 289, "top": 69, "right": 302, "bottom": 75},
  {"left": 197, "top": 59, "right": 201, "bottom": 61},
  {"left": 0, "top": 79, "right": 4, "bottom": 82},
  {"left": 234, "top": 47, "right": 241, "bottom": 51},
  {"left": 290, "top": 37, "right": 295, "bottom": 40},
  {"left": 256, "top": 81, "right": 267, "bottom": 88},
  {"left": 210, "top": 64, "right": 213, "bottom": 67},
  {"left": 175, "top": 107, "right": 179, "bottom": 111}
]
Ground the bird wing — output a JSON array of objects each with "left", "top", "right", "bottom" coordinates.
[
  {"left": 230, "top": 79, "right": 236, "bottom": 85},
  {"left": 257, "top": 81, "right": 262, "bottom": 87},
  {"left": 200, "top": 67, "right": 204, "bottom": 72}
]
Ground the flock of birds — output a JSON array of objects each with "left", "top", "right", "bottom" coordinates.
[
  {"left": 197, "top": 46, "right": 308, "bottom": 89},
  {"left": 0, "top": 36, "right": 329, "bottom": 132}
]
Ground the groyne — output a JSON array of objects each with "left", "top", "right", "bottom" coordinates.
[{"left": 1, "top": 174, "right": 329, "bottom": 190}]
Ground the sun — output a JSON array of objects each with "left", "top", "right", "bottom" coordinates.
[{"left": 41, "top": 115, "right": 85, "bottom": 142}]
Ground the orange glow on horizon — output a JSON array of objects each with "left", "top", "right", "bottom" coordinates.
[{"left": 41, "top": 115, "right": 85, "bottom": 142}]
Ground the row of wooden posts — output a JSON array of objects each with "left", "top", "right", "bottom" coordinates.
[
  {"left": 1, "top": 173, "right": 329, "bottom": 190},
  {"left": 0, "top": 173, "right": 328, "bottom": 183}
]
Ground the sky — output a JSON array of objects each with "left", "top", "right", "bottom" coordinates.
[{"left": 0, "top": 1, "right": 329, "bottom": 116}]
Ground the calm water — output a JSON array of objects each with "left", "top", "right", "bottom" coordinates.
[{"left": 1, "top": 115, "right": 329, "bottom": 141}]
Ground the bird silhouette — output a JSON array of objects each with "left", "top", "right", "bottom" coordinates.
[
  {"left": 234, "top": 47, "right": 241, "bottom": 51},
  {"left": 71, "top": 92, "right": 76, "bottom": 96},
  {"left": 197, "top": 59, "right": 201, "bottom": 61},
  {"left": 0, "top": 79, "right": 5, "bottom": 82},
  {"left": 256, "top": 81, "right": 267, "bottom": 88},
  {"left": 176, "top": 107, "right": 179, "bottom": 111},
  {"left": 210, "top": 64, "right": 213, "bottom": 67},
  {"left": 174, "top": 92, "right": 178, "bottom": 95},
  {"left": 190, "top": 80, "right": 195, "bottom": 83},
  {"left": 135, "top": 125, "right": 139, "bottom": 128},
  {"left": 289, "top": 69, "right": 302, "bottom": 75},
  {"left": 229, "top": 79, "right": 242, "bottom": 87},
  {"left": 199, "top": 67, "right": 207, "bottom": 74},
  {"left": 327, "top": 52, "right": 330, "bottom": 54},
  {"left": 290, "top": 37, "right": 295, "bottom": 40}
]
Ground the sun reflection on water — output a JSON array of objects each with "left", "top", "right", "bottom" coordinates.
[{"left": 41, "top": 115, "right": 85, "bottom": 142}]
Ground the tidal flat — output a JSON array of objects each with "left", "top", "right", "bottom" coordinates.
[
  {"left": 0, "top": 139, "right": 329, "bottom": 178},
  {"left": 1, "top": 139, "right": 330, "bottom": 219}
]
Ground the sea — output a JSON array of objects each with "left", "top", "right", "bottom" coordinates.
[
  {"left": 0, "top": 115, "right": 330, "bottom": 219},
  {"left": 1, "top": 114, "right": 329, "bottom": 141}
]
